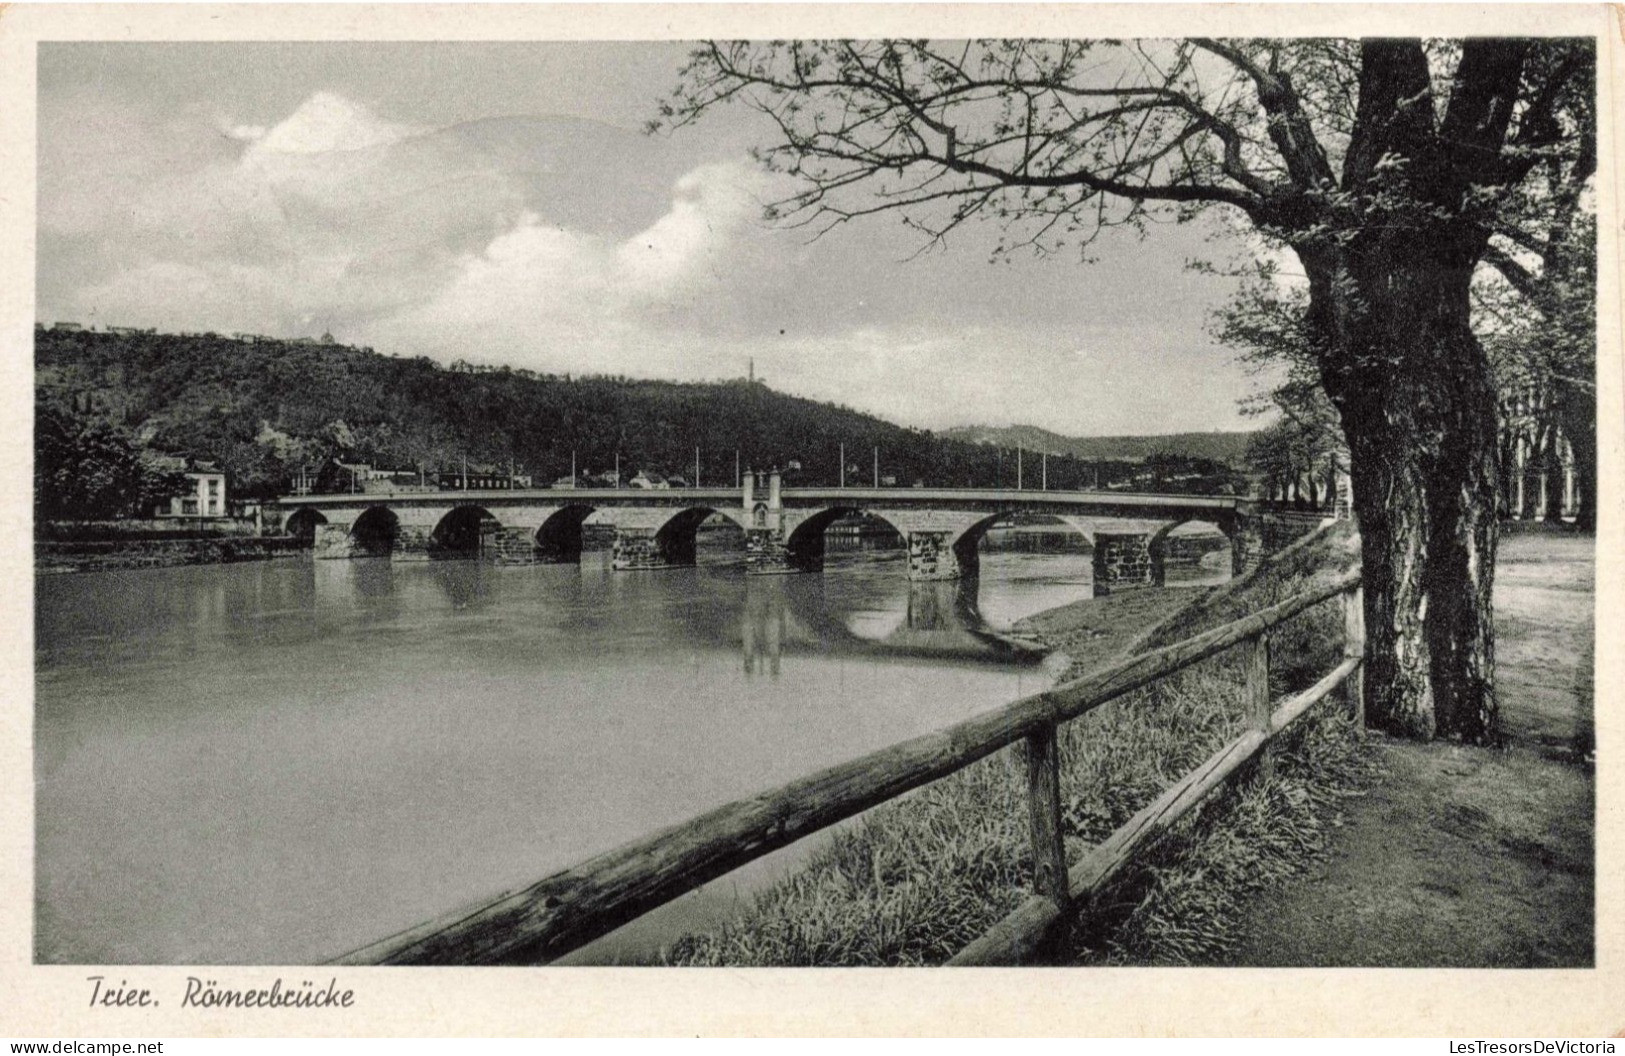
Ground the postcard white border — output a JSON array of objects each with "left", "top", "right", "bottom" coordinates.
[{"left": 1, "top": 3, "right": 1619, "bottom": 1037}]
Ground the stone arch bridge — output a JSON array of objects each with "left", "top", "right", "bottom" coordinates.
[{"left": 273, "top": 474, "right": 1323, "bottom": 594}]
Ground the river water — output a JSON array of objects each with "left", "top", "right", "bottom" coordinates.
[{"left": 35, "top": 536, "right": 1106, "bottom": 965}]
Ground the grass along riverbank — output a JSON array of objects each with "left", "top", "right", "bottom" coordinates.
[{"left": 664, "top": 522, "right": 1373, "bottom": 966}]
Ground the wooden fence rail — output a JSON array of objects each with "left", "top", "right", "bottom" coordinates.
[{"left": 337, "top": 569, "right": 1365, "bottom": 967}]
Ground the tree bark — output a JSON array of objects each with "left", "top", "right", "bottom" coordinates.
[
  {"left": 1311, "top": 249, "right": 1501, "bottom": 744},
  {"left": 1418, "top": 325, "right": 1501, "bottom": 742},
  {"left": 1340, "top": 415, "right": 1436, "bottom": 739}
]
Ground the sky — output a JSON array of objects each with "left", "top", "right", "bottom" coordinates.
[{"left": 36, "top": 42, "right": 1276, "bottom": 436}]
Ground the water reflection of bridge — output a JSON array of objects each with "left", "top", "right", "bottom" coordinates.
[
  {"left": 308, "top": 554, "right": 1051, "bottom": 682},
  {"left": 740, "top": 574, "right": 1047, "bottom": 679}
]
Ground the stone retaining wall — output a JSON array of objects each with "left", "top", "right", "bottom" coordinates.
[{"left": 36, "top": 536, "right": 305, "bottom": 574}]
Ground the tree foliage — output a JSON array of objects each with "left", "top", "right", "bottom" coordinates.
[
  {"left": 660, "top": 40, "right": 1585, "bottom": 261},
  {"left": 34, "top": 400, "right": 187, "bottom": 521}
]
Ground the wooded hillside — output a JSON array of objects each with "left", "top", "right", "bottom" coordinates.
[{"left": 36, "top": 327, "right": 1244, "bottom": 504}]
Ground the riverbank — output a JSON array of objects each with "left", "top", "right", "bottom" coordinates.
[
  {"left": 1009, "top": 587, "right": 1209, "bottom": 679},
  {"left": 664, "top": 525, "right": 1366, "bottom": 965},
  {"left": 35, "top": 536, "right": 306, "bottom": 574}
]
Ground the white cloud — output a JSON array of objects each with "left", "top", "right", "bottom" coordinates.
[
  {"left": 368, "top": 160, "right": 769, "bottom": 363},
  {"left": 614, "top": 163, "right": 763, "bottom": 293},
  {"left": 243, "top": 90, "right": 423, "bottom": 160},
  {"left": 51, "top": 91, "right": 527, "bottom": 334}
]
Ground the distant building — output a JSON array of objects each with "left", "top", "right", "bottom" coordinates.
[
  {"left": 314, "top": 459, "right": 427, "bottom": 495},
  {"left": 435, "top": 469, "right": 526, "bottom": 491},
  {"left": 628, "top": 471, "right": 666, "bottom": 490},
  {"left": 51, "top": 321, "right": 84, "bottom": 332},
  {"left": 154, "top": 461, "right": 228, "bottom": 520}
]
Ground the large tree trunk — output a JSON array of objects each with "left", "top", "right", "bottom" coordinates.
[
  {"left": 1495, "top": 428, "right": 1514, "bottom": 518},
  {"left": 1312, "top": 251, "right": 1502, "bottom": 744},
  {"left": 1543, "top": 436, "right": 1567, "bottom": 523},
  {"left": 1518, "top": 426, "right": 1542, "bottom": 520},
  {"left": 1556, "top": 385, "right": 1596, "bottom": 531},
  {"left": 1418, "top": 324, "right": 1502, "bottom": 742},
  {"left": 1340, "top": 417, "right": 1436, "bottom": 739}
]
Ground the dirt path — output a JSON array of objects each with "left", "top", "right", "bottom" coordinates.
[{"left": 1216, "top": 530, "right": 1595, "bottom": 967}]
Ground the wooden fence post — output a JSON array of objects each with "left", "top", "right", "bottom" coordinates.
[
  {"left": 1246, "top": 632, "right": 1273, "bottom": 781},
  {"left": 1022, "top": 724, "right": 1069, "bottom": 910},
  {"left": 1342, "top": 585, "right": 1366, "bottom": 734}
]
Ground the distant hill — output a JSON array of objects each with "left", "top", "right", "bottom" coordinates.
[
  {"left": 941, "top": 424, "right": 1256, "bottom": 467},
  {"left": 36, "top": 327, "right": 1247, "bottom": 505}
]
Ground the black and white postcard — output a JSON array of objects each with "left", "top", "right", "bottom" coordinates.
[{"left": 1, "top": 2, "right": 1619, "bottom": 1039}]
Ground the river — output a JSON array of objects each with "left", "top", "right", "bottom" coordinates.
[{"left": 35, "top": 533, "right": 1111, "bottom": 965}]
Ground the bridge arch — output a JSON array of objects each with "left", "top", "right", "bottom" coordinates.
[
  {"left": 350, "top": 506, "right": 400, "bottom": 557},
  {"left": 284, "top": 506, "right": 328, "bottom": 541},
  {"left": 430, "top": 505, "right": 502, "bottom": 558},
  {"left": 1147, "top": 518, "right": 1235, "bottom": 587},
  {"left": 653, "top": 506, "right": 749, "bottom": 566},
  {"left": 534, "top": 504, "right": 598, "bottom": 561},
  {"left": 785, "top": 506, "right": 908, "bottom": 569},
  {"left": 947, "top": 510, "right": 1097, "bottom": 554},
  {"left": 922, "top": 511, "right": 1098, "bottom": 585}
]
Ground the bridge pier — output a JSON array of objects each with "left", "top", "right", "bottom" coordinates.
[
  {"left": 314, "top": 523, "right": 358, "bottom": 559},
  {"left": 611, "top": 526, "right": 696, "bottom": 571},
  {"left": 489, "top": 526, "right": 540, "bottom": 564},
  {"left": 1231, "top": 521, "right": 1265, "bottom": 578},
  {"left": 487, "top": 525, "right": 582, "bottom": 565},
  {"left": 905, "top": 529, "right": 977, "bottom": 582},
  {"left": 745, "top": 529, "right": 806, "bottom": 575},
  {"left": 393, "top": 524, "right": 434, "bottom": 562},
  {"left": 1092, "top": 532, "right": 1156, "bottom": 595}
]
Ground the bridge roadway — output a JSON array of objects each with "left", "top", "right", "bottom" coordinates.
[{"left": 272, "top": 482, "right": 1292, "bottom": 593}]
